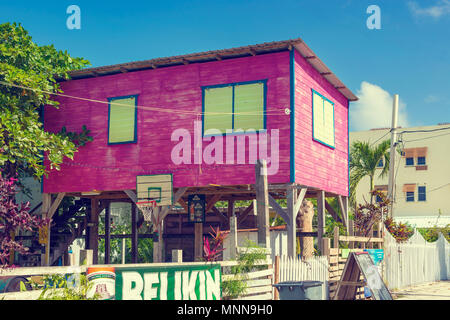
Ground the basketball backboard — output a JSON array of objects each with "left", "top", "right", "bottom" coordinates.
[{"left": 136, "top": 174, "right": 173, "bottom": 206}]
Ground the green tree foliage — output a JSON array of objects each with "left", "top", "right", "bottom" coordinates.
[
  {"left": 0, "top": 22, "right": 90, "bottom": 180},
  {"left": 349, "top": 139, "right": 391, "bottom": 206}
]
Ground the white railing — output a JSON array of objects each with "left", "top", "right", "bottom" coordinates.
[{"left": 384, "top": 231, "right": 450, "bottom": 290}]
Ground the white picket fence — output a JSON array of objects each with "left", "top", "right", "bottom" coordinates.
[
  {"left": 384, "top": 231, "right": 450, "bottom": 290},
  {"left": 278, "top": 255, "right": 329, "bottom": 300}
]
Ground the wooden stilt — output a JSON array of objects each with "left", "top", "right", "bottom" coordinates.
[
  {"left": 104, "top": 203, "right": 111, "bottom": 264},
  {"left": 255, "top": 160, "right": 270, "bottom": 248},
  {"left": 131, "top": 202, "right": 138, "bottom": 263},
  {"left": 286, "top": 188, "right": 297, "bottom": 257},
  {"left": 317, "top": 190, "right": 325, "bottom": 254},
  {"left": 89, "top": 198, "right": 100, "bottom": 264},
  {"left": 194, "top": 222, "right": 203, "bottom": 261}
]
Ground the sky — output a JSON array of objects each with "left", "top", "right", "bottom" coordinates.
[{"left": 1, "top": 0, "right": 449, "bottom": 131}]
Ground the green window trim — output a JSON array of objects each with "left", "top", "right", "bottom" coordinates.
[
  {"left": 202, "top": 80, "right": 267, "bottom": 136},
  {"left": 312, "top": 89, "right": 335, "bottom": 149},
  {"left": 107, "top": 95, "right": 138, "bottom": 145}
]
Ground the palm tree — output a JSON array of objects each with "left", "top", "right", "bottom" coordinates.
[{"left": 349, "top": 139, "right": 391, "bottom": 206}]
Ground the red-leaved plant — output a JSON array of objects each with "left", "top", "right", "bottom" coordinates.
[
  {"left": 384, "top": 217, "right": 414, "bottom": 243},
  {"left": 203, "top": 226, "right": 228, "bottom": 262},
  {"left": 0, "top": 173, "right": 49, "bottom": 268}
]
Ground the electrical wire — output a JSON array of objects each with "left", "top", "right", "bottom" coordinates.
[{"left": 0, "top": 80, "right": 285, "bottom": 116}]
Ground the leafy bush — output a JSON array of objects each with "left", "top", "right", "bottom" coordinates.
[{"left": 222, "top": 240, "right": 267, "bottom": 299}]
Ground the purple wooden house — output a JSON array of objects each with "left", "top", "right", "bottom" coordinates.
[{"left": 42, "top": 38, "right": 357, "bottom": 264}]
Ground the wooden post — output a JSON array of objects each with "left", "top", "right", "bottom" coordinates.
[
  {"left": 89, "top": 199, "right": 99, "bottom": 264},
  {"left": 104, "top": 203, "right": 111, "bottom": 264},
  {"left": 322, "top": 238, "right": 331, "bottom": 259},
  {"left": 194, "top": 223, "right": 203, "bottom": 261},
  {"left": 131, "top": 202, "right": 138, "bottom": 263},
  {"left": 229, "top": 215, "right": 238, "bottom": 259},
  {"left": 255, "top": 160, "right": 270, "bottom": 248},
  {"left": 333, "top": 226, "right": 340, "bottom": 249},
  {"left": 348, "top": 220, "right": 355, "bottom": 249},
  {"left": 317, "top": 191, "right": 325, "bottom": 254},
  {"left": 172, "top": 249, "right": 183, "bottom": 263},
  {"left": 274, "top": 255, "right": 280, "bottom": 300},
  {"left": 286, "top": 188, "right": 297, "bottom": 257},
  {"left": 79, "top": 249, "right": 93, "bottom": 265},
  {"left": 42, "top": 193, "right": 51, "bottom": 266}
]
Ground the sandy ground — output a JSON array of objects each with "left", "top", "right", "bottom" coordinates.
[{"left": 392, "top": 281, "right": 450, "bottom": 300}]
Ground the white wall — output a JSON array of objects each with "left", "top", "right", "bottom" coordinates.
[{"left": 350, "top": 125, "right": 450, "bottom": 227}]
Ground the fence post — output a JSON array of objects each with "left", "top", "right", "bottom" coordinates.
[
  {"left": 172, "top": 249, "right": 183, "bottom": 263},
  {"left": 322, "top": 238, "right": 331, "bottom": 259},
  {"left": 274, "top": 255, "right": 280, "bottom": 300},
  {"left": 333, "top": 227, "right": 339, "bottom": 249}
]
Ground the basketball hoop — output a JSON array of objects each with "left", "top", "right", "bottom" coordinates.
[{"left": 136, "top": 200, "right": 157, "bottom": 222}]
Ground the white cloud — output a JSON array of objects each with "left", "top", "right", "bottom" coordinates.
[
  {"left": 408, "top": 0, "right": 450, "bottom": 19},
  {"left": 350, "top": 81, "right": 409, "bottom": 131},
  {"left": 424, "top": 94, "right": 440, "bottom": 104}
]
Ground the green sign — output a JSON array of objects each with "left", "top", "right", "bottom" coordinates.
[{"left": 110, "top": 264, "right": 221, "bottom": 300}]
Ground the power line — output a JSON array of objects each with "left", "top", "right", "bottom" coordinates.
[
  {"left": 398, "top": 126, "right": 450, "bottom": 134},
  {"left": 402, "top": 131, "right": 450, "bottom": 143},
  {"left": 0, "top": 81, "right": 284, "bottom": 116}
]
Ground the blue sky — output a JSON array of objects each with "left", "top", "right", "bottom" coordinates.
[{"left": 1, "top": 0, "right": 449, "bottom": 131}]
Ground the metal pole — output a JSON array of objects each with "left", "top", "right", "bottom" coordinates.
[
  {"left": 387, "top": 94, "right": 399, "bottom": 218},
  {"left": 122, "top": 232, "right": 126, "bottom": 264}
]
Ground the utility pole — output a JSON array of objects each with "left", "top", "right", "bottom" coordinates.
[{"left": 387, "top": 94, "right": 399, "bottom": 218}]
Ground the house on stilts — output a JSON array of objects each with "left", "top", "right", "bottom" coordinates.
[{"left": 41, "top": 38, "right": 357, "bottom": 265}]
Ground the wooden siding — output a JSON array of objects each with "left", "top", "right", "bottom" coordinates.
[
  {"left": 293, "top": 49, "right": 349, "bottom": 196},
  {"left": 44, "top": 52, "right": 291, "bottom": 193}
]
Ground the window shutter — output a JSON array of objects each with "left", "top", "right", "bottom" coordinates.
[
  {"left": 108, "top": 96, "right": 137, "bottom": 144},
  {"left": 203, "top": 86, "right": 233, "bottom": 134},
  {"left": 233, "top": 82, "right": 264, "bottom": 131}
]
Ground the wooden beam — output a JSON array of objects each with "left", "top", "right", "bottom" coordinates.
[
  {"left": 104, "top": 203, "right": 111, "bottom": 264},
  {"left": 268, "top": 195, "right": 289, "bottom": 224},
  {"left": 42, "top": 194, "right": 51, "bottom": 266},
  {"left": 194, "top": 223, "right": 203, "bottom": 261},
  {"left": 237, "top": 202, "right": 254, "bottom": 227},
  {"left": 47, "top": 192, "right": 66, "bottom": 220},
  {"left": 227, "top": 200, "right": 235, "bottom": 218},
  {"left": 177, "top": 198, "right": 188, "bottom": 212},
  {"left": 211, "top": 206, "right": 228, "bottom": 224},
  {"left": 131, "top": 202, "right": 138, "bottom": 263},
  {"left": 205, "top": 194, "right": 222, "bottom": 213},
  {"left": 88, "top": 198, "right": 100, "bottom": 264},
  {"left": 337, "top": 196, "right": 349, "bottom": 230},
  {"left": 286, "top": 188, "right": 296, "bottom": 256},
  {"left": 293, "top": 188, "right": 307, "bottom": 218},
  {"left": 325, "top": 200, "right": 343, "bottom": 223},
  {"left": 159, "top": 187, "right": 188, "bottom": 221},
  {"left": 124, "top": 190, "right": 137, "bottom": 203},
  {"left": 317, "top": 190, "right": 325, "bottom": 254},
  {"left": 255, "top": 160, "right": 270, "bottom": 248}
]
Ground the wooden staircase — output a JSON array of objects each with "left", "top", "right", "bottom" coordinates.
[{"left": 48, "top": 198, "right": 91, "bottom": 266}]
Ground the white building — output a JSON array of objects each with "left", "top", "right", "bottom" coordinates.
[{"left": 350, "top": 124, "right": 450, "bottom": 228}]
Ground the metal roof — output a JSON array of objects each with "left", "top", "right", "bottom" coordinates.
[{"left": 67, "top": 37, "right": 358, "bottom": 101}]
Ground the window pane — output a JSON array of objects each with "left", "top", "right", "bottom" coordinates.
[
  {"left": 233, "top": 82, "right": 264, "bottom": 131},
  {"left": 406, "top": 192, "right": 414, "bottom": 202},
  {"left": 204, "top": 86, "right": 233, "bottom": 134},
  {"left": 417, "top": 157, "right": 426, "bottom": 165},
  {"left": 418, "top": 186, "right": 426, "bottom": 201},
  {"left": 312, "top": 91, "right": 335, "bottom": 147},
  {"left": 406, "top": 157, "right": 414, "bottom": 166},
  {"left": 108, "top": 96, "right": 136, "bottom": 143}
]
